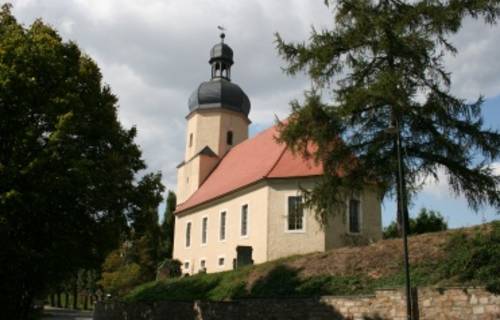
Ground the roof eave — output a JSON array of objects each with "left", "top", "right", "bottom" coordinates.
[{"left": 174, "top": 174, "right": 323, "bottom": 215}]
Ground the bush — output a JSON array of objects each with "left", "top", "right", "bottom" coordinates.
[
  {"left": 98, "top": 246, "right": 143, "bottom": 296},
  {"left": 99, "top": 262, "right": 142, "bottom": 297},
  {"left": 440, "top": 221, "right": 500, "bottom": 293},
  {"left": 156, "top": 259, "right": 182, "bottom": 280},
  {"left": 383, "top": 208, "right": 447, "bottom": 239}
]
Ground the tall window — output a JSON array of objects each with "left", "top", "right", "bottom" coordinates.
[
  {"left": 349, "top": 199, "right": 361, "bottom": 233},
  {"left": 189, "top": 133, "right": 193, "bottom": 147},
  {"left": 201, "top": 217, "right": 208, "bottom": 244},
  {"left": 185, "top": 222, "right": 191, "bottom": 247},
  {"left": 219, "top": 211, "right": 227, "bottom": 241},
  {"left": 241, "top": 204, "right": 248, "bottom": 236},
  {"left": 287, "top": 196, "right": 304, "bottom": 231},
  {"left": 226, "top": 131, "right": 233, "bottom": 145}
]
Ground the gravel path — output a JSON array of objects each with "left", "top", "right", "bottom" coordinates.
[{"left": 41, "top": 307, "right": 93, "bottom": 320}]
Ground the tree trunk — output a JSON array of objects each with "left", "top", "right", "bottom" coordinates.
[
  {"left": 20, "top": 291, "right": 34, "bottom": 320},
  {"left": 394, "top": 140, "right": 403, "bottom": 237},
  {"left": 56, "top": 291, "right": 62, "bottom": 308},
  {"left": 83, "top": 293, "right": 88, "bottom": 310},
  {"left": 72, "top": 283, "right": 78, "bottom": 310},
  {"left": 64, "top": 292, "right": 69, "bottom": 309}
]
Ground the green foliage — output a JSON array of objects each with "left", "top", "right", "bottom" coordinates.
[
  {"left": 156, "top": 259, "right": 182, "bottom": 280},
  {"left": 125, "top": 263, "right": 440, "bottom": 302},
  {"left": 275, "top": 0, "right": 500, "bottom": 225},
  {"left": 99, "top": 246, "right": 142, "bottom": 296},
  {"left": 126, "top": 267, "right": 251, "bottom": 302},
  {"left": 383, "top": 208, "right": 448, "bottom": 238},
  {"left": 100, "top": 263, "right": 142, "bottom": 297},
  {"left": 160, "top": 191, "right": 177, "bottom": 258},
  {"left": 0, "top": 4, "right": 164, "bottom": 318},
  {"left": 440, "top": 221, "right": 500, "bottom": 293}
]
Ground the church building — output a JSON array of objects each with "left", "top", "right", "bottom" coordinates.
[{"left": 173, "top": 34, "right": 382, "bottom": 274}]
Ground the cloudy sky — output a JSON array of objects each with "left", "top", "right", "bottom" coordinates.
[{"left": 8, "top": 0, "right": 500, "bottom": 227}]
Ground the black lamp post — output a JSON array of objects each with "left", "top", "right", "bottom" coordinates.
[{"left": 388, "top": 116, "right": 413, "bottom": 320}]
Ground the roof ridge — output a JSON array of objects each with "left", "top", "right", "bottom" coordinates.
[{"left": 263, "top": 143, "right": 287, "bottom": 178}]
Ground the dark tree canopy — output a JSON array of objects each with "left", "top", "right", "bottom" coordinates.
[
  {"left": 275, "top": 0, "right": 500, "bottom": 225},
  {"left": 0, "top": 4, "right": 164, "bottom": 318}
]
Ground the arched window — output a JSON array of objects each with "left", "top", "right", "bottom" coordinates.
[
  {"left": 215, "top": 62, "right": 221, "bottom": 77},
  {"left": 226, "top": 131, "right": 233, "bottom": 145},
  {"left": 189, "top": 133, "right": 193, "bottom": 147}
]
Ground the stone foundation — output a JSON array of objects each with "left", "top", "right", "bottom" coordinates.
[{"left": 93, "top": 287, "right": 500, "bottom": 320}]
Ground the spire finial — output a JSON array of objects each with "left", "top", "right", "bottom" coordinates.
[{"left": 217, "top": 25, "right": 226, "bottom": 43}]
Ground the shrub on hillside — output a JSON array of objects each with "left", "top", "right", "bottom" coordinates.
[
  {"left": 98, "top": 247, "right": 143, "bottom": 296},
  {"left": 383, "top": 208, "right": 447, "bottom": 239},
  {"left": 440, "top": 221, "right": 500, "bottom": 293},
  {"left": 156, "top": 259, "right": 182, "bottom": 280},
  {"left": 99, "top": 262, "right": 142, "bottom": 297}
]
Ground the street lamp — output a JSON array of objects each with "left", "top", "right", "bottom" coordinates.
[{"left": 386, "top": 116, "right": 413, "bottom": 320}]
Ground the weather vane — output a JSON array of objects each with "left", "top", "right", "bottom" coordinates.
[{"left": 217, "top": 25, "right": 226, "bottom": 42}]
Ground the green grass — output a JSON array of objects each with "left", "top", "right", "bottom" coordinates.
[
  {"left": 125, "top": 262, "right": 443, "bottom": 302},
  {"left": 125, "top": 222, "right": 500, "bottom": 303},
  {"left": 126, "top": 266, "right": 252, "bottom": 302}
]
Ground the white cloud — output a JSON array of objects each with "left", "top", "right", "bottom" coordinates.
[
  {"left": 420, "top": 162, "right": 500, "bottom": 200},
  {"left": 8, "top": 0, "right": 500, "bottom": 198},
  {"left": 419, "top": 167, "right": 453, "bottom": 199}
]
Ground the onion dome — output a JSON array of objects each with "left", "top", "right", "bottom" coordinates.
[{"left": 188, "top": 32, "right": 251, "bottom": 117}]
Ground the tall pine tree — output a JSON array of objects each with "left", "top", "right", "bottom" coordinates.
[
  {"left": 275, "top": 0, "right": 500, "bottom": 226},
  {"left": 160, "top": 191, "right": 177, "bottom": 259}
]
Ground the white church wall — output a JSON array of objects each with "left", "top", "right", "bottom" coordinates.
[
  {"left": 173, "top": 181, "right": 269, "bottom": 274},
  {"left": 266, "top": 178, "right": 326, "bottom": 261}
]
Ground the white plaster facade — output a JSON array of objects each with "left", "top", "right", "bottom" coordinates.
[{"left": 173, "top": 177, "right": 382, "bottom": 274}]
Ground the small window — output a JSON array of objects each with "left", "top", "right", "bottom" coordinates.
[
  {"left": 189, "top": 133, "right": 193, "bottom": 147},
  {"left": 218, "top": 257, "right": 225, "bottom": 266},
  {"left": 201, "top": 217, "right": 208, "bottom": 244},
  {"left": 349, "top": 199, "right": 361, "bottom": 233},
  {"left": 241, "top": 204, "right": 248, "bottom": 236},
  {"left": 287, "top": 196, "right": 304, "bottom": 231},
  {"left": 219, "top": 211, "right": 227, "bottom": 241},
  {"left": 200, "top": 260, "right": 206, "bottom": 268},
  {"left": 226, "top": 131, "right": 233, "bottom": 145},
  {"left": 184, "top": 261, "right": 190, "bottom": 270},
  {"left": 185, "top": 222, "right": 191, "bottom": 247}
]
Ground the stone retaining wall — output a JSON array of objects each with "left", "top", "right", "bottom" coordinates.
[{"left": 93, "top": 287, "right": 499, "bottom": 320}]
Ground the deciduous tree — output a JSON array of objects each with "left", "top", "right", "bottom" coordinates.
[{"left": 0, "top": 4, "right": 164, "bottom": 318}]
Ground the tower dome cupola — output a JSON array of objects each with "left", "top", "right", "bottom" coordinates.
[
  {"left": 188, "top": 32, "right": 251, "bottom": 117},
  {"left": 209, "top": 33, "right": 233, "bottom": 80}
]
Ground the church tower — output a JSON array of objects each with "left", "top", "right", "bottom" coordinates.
[{"left": 177, "top": 33, "right": 251, "bottom": 204}]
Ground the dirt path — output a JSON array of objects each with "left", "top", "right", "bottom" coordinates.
[{"left": 41, "top": 307, "right": 93, "bottom": 320}]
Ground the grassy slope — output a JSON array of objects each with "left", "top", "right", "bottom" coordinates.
[{"left": 126, "top": 222, "right": 499, "bottom": 302}]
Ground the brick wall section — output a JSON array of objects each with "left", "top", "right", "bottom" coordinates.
[{"left": 93, "top": 287, "right": 500, "bottom": 320}]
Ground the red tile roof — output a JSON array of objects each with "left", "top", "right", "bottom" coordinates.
[{"left": 175, "top": 125, "right": 323, "bottom": 213}]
